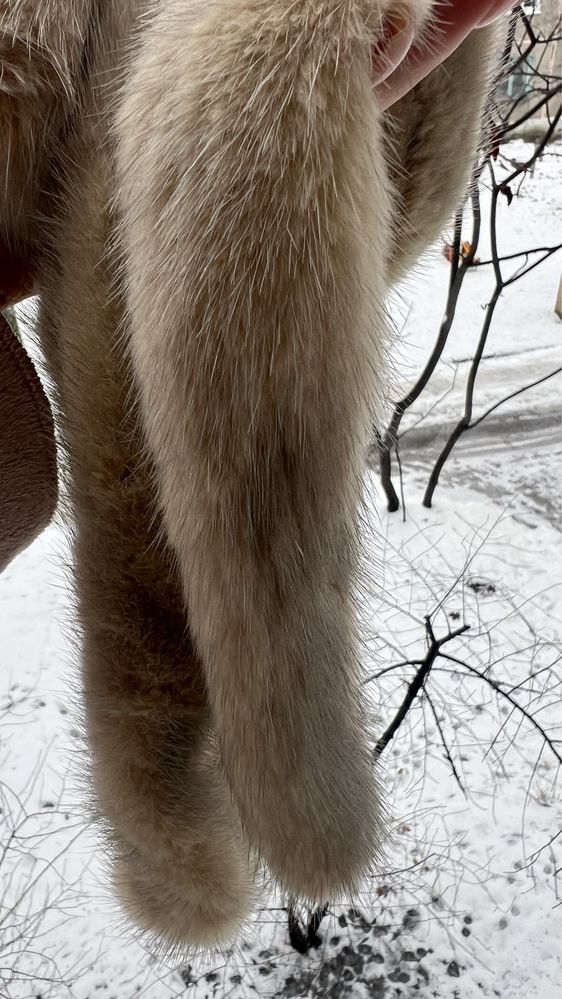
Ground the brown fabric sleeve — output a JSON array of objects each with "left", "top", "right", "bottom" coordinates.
[
  {"left": 0, "top": 312, "right": 58, "bottom": 572},
  {"left": 0, "top": 242, "right": 38, "bottom": 309}
]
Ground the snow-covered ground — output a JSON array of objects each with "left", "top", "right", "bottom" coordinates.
[{"left": 1, "top": 141, "right": 560, "bottom": 998}]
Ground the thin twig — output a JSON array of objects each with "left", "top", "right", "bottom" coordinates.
[
  {"left": 374, "top": 620, "right": 470, "bottom": 757},
  {"left": 469, "top": 366, "right": 562, "bottom": 429}
]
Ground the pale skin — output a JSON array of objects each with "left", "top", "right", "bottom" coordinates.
[{"left": 374, "top": 0, "right": 515, "bottom": 109}]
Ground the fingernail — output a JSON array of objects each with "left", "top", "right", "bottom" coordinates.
[{"left": 371, "top": 11, "right": 415, "bottom": 85}]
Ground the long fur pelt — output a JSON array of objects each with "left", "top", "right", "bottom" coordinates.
[{"left": 0, "top": 0, "right": 499, "bottom": 953}]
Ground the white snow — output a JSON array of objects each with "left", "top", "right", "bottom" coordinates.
[{"left": 1, "top": 140, "right": 560, "bottom": 998}]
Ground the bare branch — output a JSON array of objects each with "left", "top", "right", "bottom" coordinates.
[
  {"left": 374, "top": 619, "right": 470, "bottom": 757},
  {"left": 469, "top": 366, "right": 562, "bottom": 429}
]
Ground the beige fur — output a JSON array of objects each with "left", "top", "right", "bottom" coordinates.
[{"left": 0, "top": 0, "right": 499, "bottom": 952}]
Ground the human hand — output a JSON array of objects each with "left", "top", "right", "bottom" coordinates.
[{"left": 372, "top": 0, "right": 515, "bottom": 109}]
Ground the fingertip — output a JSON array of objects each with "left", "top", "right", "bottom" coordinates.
[{"left": 371, "top": 12, "right": 415, "bottom": 86}]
